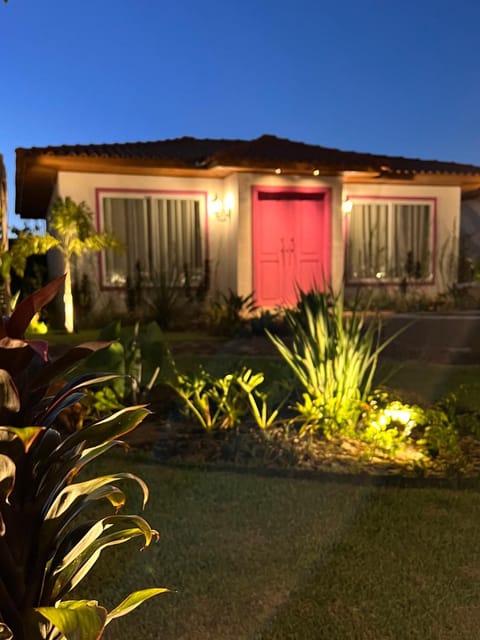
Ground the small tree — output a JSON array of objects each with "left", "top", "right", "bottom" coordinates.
[
  {"left": 49, "top": 196, "right": 121, "bottom": 333},
  {"left": 0, "top": 227, "right": 58, "bottom": 314}
]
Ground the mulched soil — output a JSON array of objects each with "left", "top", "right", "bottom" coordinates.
[
  {"left": 119, "top": 334, "right": 480, "bottom": 483},
  {"left": 122, "top": 416, "right": 480, "bottom": 488}
]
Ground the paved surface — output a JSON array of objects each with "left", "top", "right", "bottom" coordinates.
[
  {"left": 220, "top": 314, "right": 480, "bottom": 364},
  {"left": 381, "top": 313, "right": 480, "bottom": 363}
]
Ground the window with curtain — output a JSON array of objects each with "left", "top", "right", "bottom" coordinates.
[
  {"left": 345, "top": 200, "right": 434, "bottom": 282},
  {"left": 101, "top": 195, "right": 204, "bottom": 286}
]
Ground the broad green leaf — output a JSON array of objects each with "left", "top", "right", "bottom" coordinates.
[
  {"left": 2, "top": 426, "right": 44, "bottom": 452},
  {"left": 106, "top": 588, "right": 169, "bottom": 624},
  {"left": 87, "top": 341, "right": 125, "bottom": 370},
  {"left": 45, "top": 472, "right": 148, "bottom": 520},
  {"left": 36, "top": 600, "right": 107, "bottom": 640},
  {"left": 56, "top": 514, "right": 157, "bottom": 574},
  {"left": 77, "top": 440, "right": 126, "bottom": 470},
  {"left": 42, "top": 392, "right": 87, "bottom": 428},
  {"left": 7, "top": 275, "right": 65, "bottom": 339},
  {"left": 0, "top": 453, "right": 15, "bottom": 501},
  {"left": 45, "top": 482, "right": 126, "bottom": 521},
  {"left": 48, "top": 515, "right": 158, "bottom": 599},
  {"left": 44, "top": 372, "right": 123, "bottom": 420},
  {"left": 59, "top": 406, "right": 150, "bottom": 452},
  {"left": 30, "top": 341, "right": 113, "bottom": 391},
  {"left": 0, "top": 369, "right": 20, "bottom": 414},
  {"left": 97, "top": 319, "right": 122, "bottom": 341}
]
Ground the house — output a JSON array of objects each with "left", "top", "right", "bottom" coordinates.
[{"left": 15, "top": 134, "right": 480, "bottom": 313}]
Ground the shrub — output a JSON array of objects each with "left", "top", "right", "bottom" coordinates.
[
  {"left": 435, "top": 384, "right": 480, "bottom": 438},
  {"left": 169, "top": 363, "right": 288, "bottom": 434},
  {"left": 206, "top": 289, "right": 256, "bottom": 336},
  {"left": 268, "top": 287, "right": 400, "bottom": 438},
  {"left": 0, "top": 277, "right": 166, "bottom": 639},
  {"left": 419, "top": 408, "right": 463, "bottom": 463},
  {"left": 169, "top": 365, "right": 246, "bottom": 431},
  {"left": 359, "top": 389, "right": 424, "bottom": 457},
  {"left": 85, "top": 319, "right": 165, "bottom": 409}
]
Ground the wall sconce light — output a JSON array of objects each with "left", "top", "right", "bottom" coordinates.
[
  {"left": 209, "top": 194, "right": 232, "bottom": 221},
  {"left": 341, "top": 197, "right": 353, "bottom": 214}
]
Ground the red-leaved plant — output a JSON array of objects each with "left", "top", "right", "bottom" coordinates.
[{"left": 0, "top": 276, "right": 166, "bottom": 640}]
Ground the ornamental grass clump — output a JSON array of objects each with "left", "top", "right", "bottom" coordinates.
[
  {"left": 268, "top": 287, "right": 398, "bottom": 438},
  {"left": 0, "top": 276, "right": 166, "bottom": 640}
]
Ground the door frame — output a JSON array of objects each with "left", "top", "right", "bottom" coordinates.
[{"left": 251, "top": 185, "right": 332, "bottom": 305}]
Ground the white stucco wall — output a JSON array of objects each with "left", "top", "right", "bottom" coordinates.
[
  {"left": 54, "top": 170, "right": 345, "bottom": 309},
  {"left": 343, "top": 183, "right": 461, "bottom": 296},
  {"left": 54, "top": 171, "right": 230, "bottom": 315},
  {"left": 461, "top": 196, "right": 480, "bottom": 267},
  {"left": 209, "top": 173, "right": 238, "bottom": 295},
  {"left": 49, "top": 171, "right": 461, "bottom": 320}
]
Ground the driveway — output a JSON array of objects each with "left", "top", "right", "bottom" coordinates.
[{"left": 381, "top": 313, "right": 480, "bottom": 363}]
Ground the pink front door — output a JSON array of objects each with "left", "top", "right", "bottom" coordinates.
[{"left": 252, "top": 187, "right": 331, "bottom": 307}]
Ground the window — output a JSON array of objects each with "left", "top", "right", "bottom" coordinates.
[
  {"left": 345, "top": 200, "right": 434, "bottom": 283},
  {"left": 100, "top": 193, "right": 205, "bottom": 286}
]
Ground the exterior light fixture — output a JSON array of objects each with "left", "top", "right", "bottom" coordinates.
[
  {"left": 341, "top": 197, "right": 353, "bottom": 214},
  {"left": 274, "top": 168, "right": 282, "bottom": 175},
  {"left": 313, "top": 169, "right": 320, "bottom": 176},
  {"left": 209, "top": 193, "right": 232, "bottom": 221}
]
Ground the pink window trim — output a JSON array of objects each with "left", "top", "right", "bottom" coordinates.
[
  {"left": 95, "top": 187, "right": 209, "bottom": 291},
  {"left": 343, "top": 195, "right": 438, "bottom": 287}
]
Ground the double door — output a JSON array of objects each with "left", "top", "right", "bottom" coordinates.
[{"left": 252, "top": 188, "right": 331, "bottom": 307}]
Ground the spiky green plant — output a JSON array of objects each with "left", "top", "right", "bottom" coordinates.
[
  {"left": 170, "top": 364, "right": 247, "bottom": 432},
  {"left": 267, "top": 287, "right": 399, "bottom": 437},
  {"left": 0, "top": 276, "right": 166, "bottom": 639},
  {"left": 236, "top": 368, "right": 285, "bottom": 431}
]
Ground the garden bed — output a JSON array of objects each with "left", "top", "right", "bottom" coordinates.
[{"left": 124, "top": 417, "right": 480, "bottom": 485}]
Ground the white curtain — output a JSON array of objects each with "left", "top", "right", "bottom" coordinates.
[
  {"left": 346, "top": 202, "right": 432, "bottom": 281},
  {"left": 103, "top": 196, "right": 203, "bottom": 286}
]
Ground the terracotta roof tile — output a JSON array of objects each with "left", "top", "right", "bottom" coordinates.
[
  {"left": 18, "top": 134, "right": 480, "bottom": 176},
  {"left": 20, "top": 137, "right": 242, "bottom": 165}
]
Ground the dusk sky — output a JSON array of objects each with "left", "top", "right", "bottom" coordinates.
[{"left": 2, "top": 0, "right": 480, "bottom": 228}]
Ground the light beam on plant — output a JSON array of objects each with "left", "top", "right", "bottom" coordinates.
[{"left": 49, "top": 197, "right": 122, "bottom": 333}]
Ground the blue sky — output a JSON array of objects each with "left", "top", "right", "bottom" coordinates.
[{"left": 2, "top": 0, "right": 480, "bottom": 228}]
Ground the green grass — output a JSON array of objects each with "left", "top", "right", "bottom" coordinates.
[
  {"left": 75, "top": 454, "right": 480, "bottom": 640},
  {"left": 171, "top": 352, "right": 480, "bottom": 408},
  {"left": 34, "top": 327, "right": 480, "bottom": 407},
  {"left": 376, "top": 358, "right": 480, "bottom": 404},
  {"left": 26, "top": 327, "right": 225, "bottom": 345},
  {"left": 25, "top": 328, "right": 101, "bottom": 344}
]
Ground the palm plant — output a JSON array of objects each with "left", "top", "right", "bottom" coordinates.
[
  {"left": 49, "top": 197, "right": 121, "bottom": 333},
  {"left": 0, "top": 227, "right": 58, "bottom": 314},
  {"left": 0, "top": 276, "right": 165, "bottom": 639}
]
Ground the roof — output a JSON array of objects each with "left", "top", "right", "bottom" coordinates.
[{"left": 16, "top": 134, "right": 480, "bottom": 218}]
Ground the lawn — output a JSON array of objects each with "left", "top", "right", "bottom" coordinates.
[
  {"left": 42, "top": 329, "right": 480, "bottom": 638},
  {"left": 376, "top": 358, "right": 480, "bottom": 404},
  {"left": 38, "top": 327, "right": 480, "bottom": 405},
  {"left": 76, "top": 453, "right": 480, "bottom": 640},
  {"left": 173, "top": 351, "right": 480, "bottom": 406}
]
